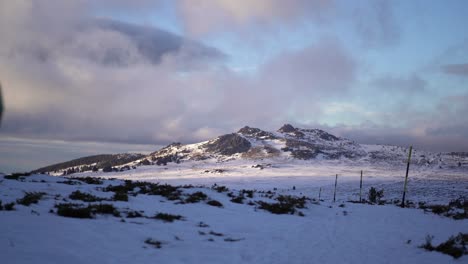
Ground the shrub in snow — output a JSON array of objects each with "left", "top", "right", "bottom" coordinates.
[
  {"left": 207, "top": 200, "right": 223, "bottom": 207},
  {"left": 420, "top": 233, "right": 468, "bottom": 259},
  {"left": 3, "top": 202, "right": 15, "bottom": 211},
  {"left": 185, "top": 191, "right": 208, "bottom": 203},
  {"left": 16, "top": 192, "right": 46, "bottom": 206},
  {"left": 424, "top": 197, "right": 467, "bottom": 220},
  {"left": 224, "top": 238, "right": 244, "bottom": 242},
  {"left": 126, "top": 210, "right": 144, "bottom": 218},
  {"left": 209, "top": 231, "right": 224, "bottom": 237},
  {"left": 240, "top": 189, "right": 254, "bottom": 198},
  {"left": 258, "top": 195, "right": 307, "bottom": 215},
  {"left": 197, "top": 222, "right": 209, "bottom": 228},
  {"left": 211, "top": 184, "right": 229, "bottom": 193},
  {"left": 102, "top": 166, "right": 113, "bottom": 172},
  {"left": 258, "top": 201, "right": 296, "bottom": 215},
  {"left": 276, "top": 195, "right": 307, "bottom": 208},
  {"left": 368, "top": 187, "right": 384, "bottom": 204},
  {"left": 69, "top": 176, "right": 103, "bottom": 185},
  {"left": 113, "top": 191, "right": 129, "bottom": 202},
  {"left": 153, "top": 212, "right": 183, "bottom": 222},
  {"left": 144, "top": 238, "right": 163, "bottom": 248},
  {"left": 69, "top": 190, "right": 105, "bottom": 202},
  {"left": 4, "top": 172, "right": 31, "bottom": 180},
  {"left": 230, "top": 196, "right": 244, "bottom": 204},
  {"left": 56, "top": 203, "right": 93, "bottom": 219},
  {"left": 56, "top": 203, "right": 120, "bottom": 218},
  {"left": 89, "top": 204, "right": 120, "bottom": 217},
  {"left": 105, "top": 181, "right": 182, "bottom": 200}
]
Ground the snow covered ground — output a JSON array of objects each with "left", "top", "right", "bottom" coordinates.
[
  {"left": 73, "top": 159, "right": 468, "bottom": 204},
  {"left": 1, "top": 165, "right": 467, "bottom": 263}
]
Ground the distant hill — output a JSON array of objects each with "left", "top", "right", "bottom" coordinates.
[
  {"left": 32, "top": 153, "right": 144, "bottom": 174},
  {"left": 34, "top": 124, "right": 468, "bottom": 174}
]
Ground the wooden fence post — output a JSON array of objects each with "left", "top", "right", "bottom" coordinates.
[
  {"left": 359, "top": 170, "right": 363, "bottom": 203},
  {"left": 401, "top": 146, "right": 413, "bottom": 208},
  {"left": 318, "top": 187, "right": 322, "bottom": 201},
  {"left": 333, "top": 174, "right": 338, "bottom": 203}
]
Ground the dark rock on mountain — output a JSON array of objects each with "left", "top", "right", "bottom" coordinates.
[
  {"left": 291, "top": 149, "right": 320, "bottom": 160},
  {"left": 278, "top": 124, "right": 296, "bottom": 133},
  {"left": 303, "top": 129, "right": 339, "bottom": 141},
  {"left": 204, "top": 133, "right": 251, "bottom": 155},
  {"left": 285, "top": 139, "right": 316, "bottom": 149},
  {"left": 238, "top": 126, "right": 277, "bottom": 140}
]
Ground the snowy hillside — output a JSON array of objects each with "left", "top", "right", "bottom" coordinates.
[{"left": 0, "top": 173, "right": 466, "bottom": 263}]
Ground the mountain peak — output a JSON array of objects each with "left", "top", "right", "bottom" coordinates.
[
  {"left": 238, "top": 126, "right": 277, "bottom": 140},
  {"left": 278, "top": 124, "right": 296, "bottom": 133}
]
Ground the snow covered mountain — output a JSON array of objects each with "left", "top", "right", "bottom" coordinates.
[
  {"left": 143, "top": 124, "right": 467, "bottom": 169},
  {"left": 34, "top": 124, "right": 468, "bottom": 174}
]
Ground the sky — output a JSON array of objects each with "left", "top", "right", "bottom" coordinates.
[{"left": 1, "top": 0, "right": 468, "bottom": 172}]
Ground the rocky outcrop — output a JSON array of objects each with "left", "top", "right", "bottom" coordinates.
[
  {"left": 238, "top": 126, "right": 277, "bottom": 140},
  {"left": 303, "top": 129, "right": 339, "bottom": 141},
  {"left": 278, "top": 124, "right": 296, "bottom": 133},
  {"left": 204, "top": 133, "right": 251, "bottom": 155}
]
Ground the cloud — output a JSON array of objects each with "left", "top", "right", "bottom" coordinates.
[
  {"left": 1, "top": 1, "right": 466, "bottom": 154},
  {"left": 370, "top": 74, "right": 427, "bottom": 94},
  {"left": 317, "top": 92, "right": 468, "bottom": 152},
  {"left": 260, "top": 38, "right": 355, "bottom": 95},
  {"left": 352, "top": 0, "right": 400, "bottom": 48},
  {"left": 441, "top": 63, "right": 468, "bottom": 76},
  {"left": 176, "top": 0, "right": 334, "bottom": 36},
  {"left": 1, "top": 4, "right": 357, "bottom": 147}
]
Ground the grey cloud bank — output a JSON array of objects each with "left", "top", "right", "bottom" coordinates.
[{"left": 0, "top": 0, "right": 467, "bottom": 174}]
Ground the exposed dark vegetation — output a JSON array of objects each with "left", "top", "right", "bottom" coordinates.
[
  {"left": 421, "top": 197, "right": 467, "bottom": 220},
  {"left": 4, "top": 172, "right": 31, "bottom": 180},
  {"left": 209, "top": 231, "right": 224, "bottom": 237},
  {"left": 4, "top": 202, "right": 15, "bottom": 211},
  {"left": 90, "top": 203, "right": 121, "bottom": 217},
  {"left": 144, "top": 238, "right": 163, "bottom": 249},
  {"left": 16, "top": 192, "right": 46, "bottom": 206},
  {"left": 211, "top": 184, "right": 229, "bottom": 193},
  {"left": 185, "top": 191, "right": 208, "bottom": 203},
  {"left": 57, "top": 180, "right": 82, "bottom": 185},
  {"left": 197, "top": 221, "right": 209, "bottom": 228},
  {"left": 230, "top": 195, "right": 245, "bottom": 204},
  {"left": 368, "top": 187, "right": 384, "bottom": 204},
  {"left": 126, "top": 210, "right": 144, "bottom": 218},
  {"left": 56, "top": 203, "right": 93, "bottom": 218},
  {"left": 240, "top": 189, "right": 254, "bottom": 198},
  {"left": 207, "top": 200, "right": 223, "bottom": 207},
  {"left": 113, "top": 191, "right": 129, "bottom": 201},
  {"left": 55, "top": 203, "right": 120, "bottom": 218},
  {"left": 153, "top": 212, "right": 183, "bottom": 222},
  {"left": 32, "top": 153, "right": 144, "bottom": 174},
  {"left": 224, "top": 238, "right": 244, "bottom": 242},
  {"left": 258, "top": 195, "right": 307, "bottom": 215},
  {"left": 69, "top": 177, "right": 104, "bottom": 185},
  {"left": 421, "top": 233, "right": 468, "bottom": 259},
  {"left": 104, "top": 180, "right": 183, "bottom": 200},
  {"left": 69, "top": 190, "right": 104, "bottom": 202}
]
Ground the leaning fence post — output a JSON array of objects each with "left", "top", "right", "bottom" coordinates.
[
  {"left": 401, "top": 146, "right": 413, "bottom": 208},
  {"left": 333, "top": 174, "right": 338, "bottom": 203},
  {"left": 359, "top": 170, "right": 363, "bottom": 203}
]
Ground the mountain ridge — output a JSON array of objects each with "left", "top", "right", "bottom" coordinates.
[{"left": 32, "top": 124, "right": 467, "bottom": 174}]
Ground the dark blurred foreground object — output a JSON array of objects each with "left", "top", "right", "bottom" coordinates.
[{"left": 0, "top": 82, "right": 3, "bottom": 125}]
